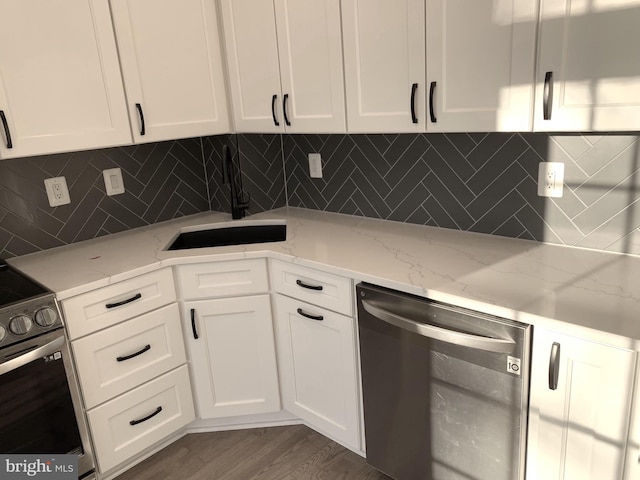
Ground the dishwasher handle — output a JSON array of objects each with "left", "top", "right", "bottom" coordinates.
[{"left": 361, "top": 300, "right": 516, "bottom": 353}]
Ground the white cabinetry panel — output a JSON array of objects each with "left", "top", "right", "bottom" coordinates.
[
  {"left": 0, "top": 0, "right": 131, "bottom": 159},
  {"left": 527, "top": 328, "right": 635, "bottom": 480},
  {"left": 342, "top": 0, "right": 425, "bottom": 133},
  {"left": 110, "top": 0, "right": 230, "bottom": 142},
  {"left": 426, "top": 0, "right": 537, "bottom": 132},
  {"left": 72, "top": 303, "right": 186, "bottom": 409},
  {"left": 183, "top": 295, "right": 281, "bottom": 418},
  {"left": 273, "top": 294, "right": 360, "bottom": 449},
  {"left": 535, "top": 0, "right": 640, "bottom": 131},
  {"left": 221, "top": 0, "right": 346, "bottom": 133}
]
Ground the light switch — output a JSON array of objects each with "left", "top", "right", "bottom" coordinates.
[{"left": 103, "top": 168, "right": 125, "bottom": 196}]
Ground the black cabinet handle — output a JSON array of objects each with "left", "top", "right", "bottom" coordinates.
[
  {"left": 135, "top": 103, "right": 146, "bottom": 135},
  {"left": 549, "top": 342, "right": 560, "bottom": 390},
  {"left": 0, "top": 110, "right": 12, "bottom": 149},
  {"left": 283, "top": 94, "right": 291, "bottom": 126},
  {"left": 105, "top": 293, "right": 142, "bottom": 309},
  {"left": 190, "top": 308, "right": 199, "bottom": 340},
  {"left": 271, "top": 94, "right": 280, "bottom": 126},
  {"left": 543, "top": 71, "right": 553, "bottom": 120},
  {"left": 296, "top": 279, "right": 323, "bottom": 291},
  {"left": 429, "top": 82, "right": 437, "bottom": 123},
  {"left": 129, "top": 406, "right": 162, "bottom": 426},
  {"left": 297, "top": 308, "right": 324, "bottom": 321},
  {"left": 117, "top": 344, "right": 151, "bottom": 362},
  {"left": 410, "top": 83, "right": 418, "bottom": 124}
]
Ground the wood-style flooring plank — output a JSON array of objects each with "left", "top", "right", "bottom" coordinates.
[{"left": 114, "top": 425, "right": 390, "bottom": 480}]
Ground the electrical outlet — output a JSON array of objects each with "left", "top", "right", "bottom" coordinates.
[
  {"left": 308, "top": 153, "right": 322, "bottom": 178},
  {"left": 537, "top": 162, "right": 564, "bottom": 198},
  {"left": 44, "top": 177, "right": 71, "bottom": 207}
]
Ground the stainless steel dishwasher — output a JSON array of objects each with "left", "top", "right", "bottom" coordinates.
[{"left": 356, "top": 283, "right": 531, "bottom": 480}]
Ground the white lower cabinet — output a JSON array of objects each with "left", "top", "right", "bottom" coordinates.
[
  {"left": 87, "top": 365, "right": 195, "bottom": 473},
  {"left": 527, "top": 328, "right": 636, "bottom": 480},
  {"left": 273, "top": 293, "right": 360, "bottom": 449},
  {"left": 182, "top": 295, "right": 281, "bottom": 419}
]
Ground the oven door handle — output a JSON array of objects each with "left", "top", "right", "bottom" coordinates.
[
  {"left": 361, "top": 300, "right": 515, "bottom": 353},
  {"left": 0, "top": 334, "right": 65, "bottom": 376}
]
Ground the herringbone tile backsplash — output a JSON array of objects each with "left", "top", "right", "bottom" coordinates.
[
  {"left": 285, "top": 133, "right": 640, "bottom": 255},
  {"left": 2, "top": 132, "right": 640, "bottom": 259}
]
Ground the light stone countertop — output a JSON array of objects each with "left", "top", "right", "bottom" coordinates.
[{"left": 8, "top": 207, "right": 640, "bottom": 345}]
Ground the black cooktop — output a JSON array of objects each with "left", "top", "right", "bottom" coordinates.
[{"left": 0, "top": 260, "right": 49, "bottom": 308}]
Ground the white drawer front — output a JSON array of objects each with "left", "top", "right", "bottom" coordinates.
[
  {"left": 88, "top": 365, "right": 195, "bottom": 474},
  {"left": 62, "top": 268, "right": 177, "bottom": 339},
  {"left": 269, "top": 260, "right": 352, "bottom": 315},
  {"left": 176, "top": 259, "right": 268, "bottom": 299},
  {"left": 72, "top": 303, "right": 186, "bottom": 409}
]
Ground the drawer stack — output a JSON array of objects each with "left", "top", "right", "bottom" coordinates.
[{"left": 61, "top": 268, "right": 195, "bottom": 474}]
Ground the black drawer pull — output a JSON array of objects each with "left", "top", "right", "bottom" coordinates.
[
  {"left": 105, "top": 293, "right": 142, "bottom": 309},
  {"left": 271, "top": 94, "right": 280, "bottom": 126},
  {"left": 117, "top": 344, "right": 151, "bottom": 362},
  {"left": 135, "top": 103, "right": 146, "bottom": 135},
  {"left": 297, "top": 308, "right": 323, "bottom": 321},
  {"left": 549, "top": 342, "right": 560, "bottom": 390},
  {"left": 543, "top": 71, "right": 554, "bottom": 120},
  {"left": 283, "top": 94, "right": 291, "bottom": 126},
  {"left": 295, "top": 279, "right": 323, "bottom": 291},
  {"left": 429, "top": 81, "right": 437, "bottom": 123},
  {"left": 0, "top": 110, "right": 12, "bottom": 149},
  {"left": 191, "top": 308, "right": 199, "bottom": 340},
  {"left": 129, "top": 406, "right": 162, "bottom": 426},
  {"left": 410, "top": 83, "right": 418, "bottom": 124}
]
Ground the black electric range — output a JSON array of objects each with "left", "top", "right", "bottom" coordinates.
[{"left": 0, "top": 259, "right": 62, "bottom": 352}]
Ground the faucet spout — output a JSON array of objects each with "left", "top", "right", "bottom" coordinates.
[{"left": 222, "top": 145, "right": 250, "bottom": 219}]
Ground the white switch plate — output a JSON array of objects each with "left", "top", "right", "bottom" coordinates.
[
  {"left": 103, "top": 168, "right": 125, "bottom": 196},
  {"left": 308, "top": 153, "right": 322, "bottom": 178},
  {"left": 537, "top": 162, "right": 564, "bottom": 198},
  {"left": 44, "top": 177, "right": 71, "bottom": 207}
]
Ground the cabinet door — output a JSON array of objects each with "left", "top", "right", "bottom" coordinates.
[
  {"left": 273, "top": 294, "right": 360, "bottom": 449},
  {"left": 426, "top": 0, "right": 537, "bottom": 132},
  {"left": 0, "top": 0, "right": 131, "bottom": 159},
  {"left": 274, "top": 0, "right": 346, "bottom": 133},
  {"left": 110, "top": 0, "right": 230, "bottom": 143},
  {"left": 220, "top": 0, "right": 284, "bottom": 133},
  {"left": 527, "top": 329, "right": 635, "bottom": 480},
  {"left": 535, "top": 0, "right": 640, "bottom": 131},
  {"left": 342, "top": 0, "right": 425, "bottom": 133},
  {"left": 183, "top": 295, "right": 281, "bottom": 419}
]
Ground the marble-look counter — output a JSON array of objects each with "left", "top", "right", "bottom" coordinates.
[{"left": 8, "top": 207, "right": 640, "bottom": 345}]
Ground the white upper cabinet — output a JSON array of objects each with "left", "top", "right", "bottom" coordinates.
[
  {"left": 535, "top": 0, "right": 640, "bottom": 131},
  {"left": 221, "top": 0, "right": 346, "bottom": 133},
  {"left": 342, "top": 0, "right": 426, "bottom": 133},
  {"left": 0, "top": 0, "right": 131, "bottom": 159},
  {"left": 426, "top": 0, "right": 537, "bottom": 132},
  {"left": 110, "top": 0, "right": 231, "bottom": 143}
]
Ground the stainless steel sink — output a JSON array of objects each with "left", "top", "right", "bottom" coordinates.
[{"left": 166, "top": 220, "right": 286, "bottom": 250}]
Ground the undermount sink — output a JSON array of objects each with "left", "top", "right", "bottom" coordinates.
[{"left": 166, "top": 220, "right": 286, "bottom": 250}]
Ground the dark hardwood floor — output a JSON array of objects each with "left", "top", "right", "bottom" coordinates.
[{"left": 114, "top": 425, "right": 390, "bottom": 480}]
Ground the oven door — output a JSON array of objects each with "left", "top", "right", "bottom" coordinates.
[{"left": 0, "top": 330, "right": 95, "bottom": 478}]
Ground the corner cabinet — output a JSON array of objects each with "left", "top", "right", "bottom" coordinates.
[
  {"left": 526, "top": 328, "right": 636, "bottom": 480},
  {"left": 535, "top": 0, "right": 640, "bottom": 131},
  {"left": 270, "top": 260, "right": 360, "bottom": 450},
  {"left": 220, "top": 0, "right": 346, "bottom": 133},
  {"left": 176, "top": 259, "right": 281, "bottom": 419},
  {"left": 425, "top": 0, "right": 537, "bottom": 132},
  {"left": 0, "top": 0, "right": 131, "bottom": 159},
  {"left": 110, "top": 0, "right": 231, "bottom": 143}
]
